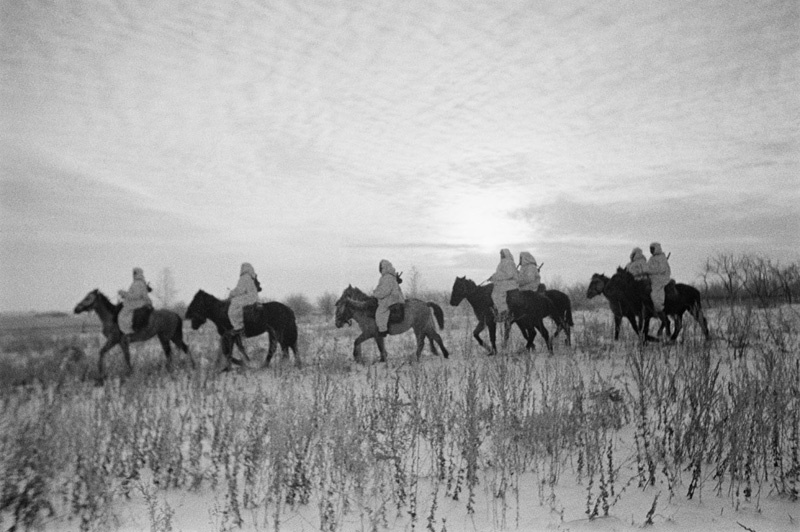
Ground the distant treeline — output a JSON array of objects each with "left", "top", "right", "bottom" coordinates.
[{"left": 699, "top": 252, "right": 800, "bottom": 307}]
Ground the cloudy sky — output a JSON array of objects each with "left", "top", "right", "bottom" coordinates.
[{"left": 1, "top": 0, "right": 798, "bottom": 312}]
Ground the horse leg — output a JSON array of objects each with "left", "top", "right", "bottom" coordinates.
[
  {"left": 473, "top": 320, "right": 488, "bottom": 350},
  {"left": 119, "top": 336, "right": 134, "bottom": 374},
  {"left": 693, "top": 305, "right": 711, "bottom": 340},
  {"left": 264, "top": 331, "right": 278, "bottom": 368},
  {"left": 97, "top": 337, "right": 118, "bottom": 380},
  {"left": 502, "top": 320, "right": 513, "bottom": 349},
  {"left": 232, "top": 334, "right": 251, "bottom": 362},
  {"left": 670, "top": 314, "right": 683, "bottom": 342},
  {"left": 414, "top": 331, "right": 425, "bottom": 361},
  {"left": 536, "top": 319, "right": 552, "bottom": 353},
  {"left": 374, "top": 334, "right": 388, "bottom": 363},
  {"left": 352, "top": 332, "right": 372, "bottom": 363},
  {"left": 158, "top": 334, "right": 174, "bottom": 371},
  {"left": 427, "top": 336, "right": 440, "bottom": 356},
  {"left": 552, "top": 321, "right": 562, "bottom": 340},
  {"left": 519, "top": 321, "right": 536, "bottom": 349},
  {"left": 172, "top": 324, "right": 194, "bottom": 368},
  {"left": 431, "top": 331, "right": 450, "bottom": 359},
  {"left": 642, "top": 316, "right": 661, "bottom": 343},
  {"left": 487, "top": 320, "right": 498, "bottom": 355},
  {"left": 290, "top": 344, "right": 302, "bottom": 368},
  {"left": 217, "top": 336, "right": 234, "bottom": 372},
  {"left": 613, "top": 314, "right": 622, "bottom": 340}
]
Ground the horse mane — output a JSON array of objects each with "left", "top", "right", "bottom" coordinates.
[
  {"left": 197, "top": 289, "right": 219, "bottom": 301},
  {"left": 347, "top": 286, "right": 373, "bottom": 302},
  {"left": 460, "top": 277, "right": 479, "bottom": 290},
  {"left": 94, "top": 289, "right": 121, "bottom": 315}
]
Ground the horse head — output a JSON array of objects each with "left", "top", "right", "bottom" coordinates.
[
  {"left": 334, "top": 285, "right": 355, "bottom": 328},
  {"left": 586, "top": 274, "right": 608, "bottom": 299},
  {"left": 185, "top": 290, "right": 210, "bottom": 330},
  {"left": 450, "top": 276, "right": 476, "bottom": 306},
  {"left": 74, "top": 289, "right": 100, "bottom": 314}
]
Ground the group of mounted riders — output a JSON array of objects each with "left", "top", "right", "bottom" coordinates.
[
  {"left": 92, "top": 241, "right": 685, "bottom": 378},
  {"left": 117, "top": 241, "right": 672, "bottom": 341}
]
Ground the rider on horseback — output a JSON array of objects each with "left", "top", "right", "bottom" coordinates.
[
  {"left": 228, "top": 262, "right": 260, "bottom": 335},
  {"left": 517, "top": 251, "right": 541, "bottom": 293},
  {"left": 490, "top": 249, "right": 519, "bottom": 322},
  {"left": 373, "top": 259, "right": 404, "bottom": 337},
  {"left": 625, "top": 247, "right": 648, "bottom": 280},
  {"left": 645, "top": 242, "right": 671, "bottom": 319},
  {"left": 118, "top": 267, "right": 153, "bottom": 334}
]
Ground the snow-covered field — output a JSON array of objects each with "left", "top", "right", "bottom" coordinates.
[{"left": 1, "top": 304, "right": 798, "bottom": 532}]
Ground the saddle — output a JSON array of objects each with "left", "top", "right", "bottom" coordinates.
[
  {"left": 388, "top": 303, "right": 405, "bottom": 325},
  {"left": 132, "top": 306, "right": 153, "bottom": 332}
]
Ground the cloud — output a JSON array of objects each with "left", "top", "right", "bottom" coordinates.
[{"left": 516, "top": 192, "right": 797, "bottom": 243}]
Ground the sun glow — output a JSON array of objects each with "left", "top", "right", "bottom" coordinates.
[{"left": 440, "top": 192, "right": 532, "bottom": 251}]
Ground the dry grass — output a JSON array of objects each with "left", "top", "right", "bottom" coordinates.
[{"left": 0, "top": 304, "right": 798, "bottom": 531}]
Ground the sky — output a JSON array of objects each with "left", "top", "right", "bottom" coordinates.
[{"left": 1, "top": 0, "right": 798, "bottom": 312}]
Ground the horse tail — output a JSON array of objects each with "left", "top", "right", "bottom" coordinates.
[
  {"left": 284, "top": 307, "right": 299, "bottom": 352},
  {"left": 566, "top": 304, "right": 574, "bottom": 327},
  {"left": 690, "top": 297, "right": 710, "bottom": 339},
  {"left": 427, "top": 302, "right": 445, "bottom": 329}
]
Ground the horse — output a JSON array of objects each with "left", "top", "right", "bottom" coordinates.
[
  {"left": 449, "top": 277, "right": 553, "bottom": 354},
  {"left": 609, "top": 268, "right": 710, "bottom": 341},
  {"left": 587, "top": 272, "right": 644, "bottom": 340},
  {"left": 74, "top": 289, "right": 193, "bottom": 378},
  {"left": 664, "top": 283, "right": 710, "bottom": 341},
  {"left": 334, "top": 285, "right": 449, "bottom": 362},
  {"left": 185, "top": 289, "right": 300, "bottom": 369},
  {"left": 537, "top": 285, "right": 574, "bottom": 346},
  {"left": 587, "top": 269, "right": 710, "bottom": 342}
]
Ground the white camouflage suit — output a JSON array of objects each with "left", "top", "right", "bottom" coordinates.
[
  {"left": 118, "top": 267, "right": 152, "bottom": 334},
  {"left": 490, "top": 249, "right": 519, "bottom": 315},
  {"left": 645, "top": 242, "right": 671, "bottom": 312},
  {"left": 625, "top": 247, "right": 648, "bottom": 279},
  {"left": 228, "top": 262, "right": 259, "bottom": 330},
  {"left": 517, "top": 251, "right": 541, "bottom": 292},
  {"left": 373, "top": 259, "right": 405, "bottom": 333}
]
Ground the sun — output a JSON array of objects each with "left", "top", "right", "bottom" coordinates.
[{"left": 440, "top": 193, "right": 531, "bottom": 251}]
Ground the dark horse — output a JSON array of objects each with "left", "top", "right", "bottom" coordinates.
[
  {"left": 537, "top": 285, "right": 574, "bottom": 346},
  {"left": 74, "top": 289, "right": 193, "bottom": 378},
  {"left": 449, "top": 277, "right": 553, "bottom": 354},
  {"left": 587, "top": 269, "right": 710, "bottom": 342},
  {"left": 185, "top": 290, "right": 300, "bottom": 369},
  {"left": 335, "top": 285, "right": 449, "bottom": 362}
]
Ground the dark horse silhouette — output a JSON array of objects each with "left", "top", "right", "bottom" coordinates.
[
  {"left": 335, "top": 285, "right": 449, "bottom": 362},
  {"left": 449, "top": 277, "right": 553, "bottom": 354},
  {"left": 74, "top": 289, "right": 193, "bottom": 378},
  {"left": 587, "top": 269, "right": 710, "bottom": 342},
  {"left": 185, "top": 290, "right": 300, "bottom": 369},
  {"left": 536, "top": 285, "right": 574, "bottom": 346},
  {"left": 586, "top": 272, "right": 647, "bottom": 340}
]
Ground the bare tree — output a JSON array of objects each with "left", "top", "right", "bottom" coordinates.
[
  {"left": 154, "top": 267, "right": 178, "bottom": 308},
  {"left": 284, "top": 293, "right": 314, "bottom": 318},
  {"left": 740, "top": 254, "right": 779, "bottom": 307},
  {"left": 316, "top": 292, "right": 338, "bottom": 321},
  {"left": 773, "top": 263, "right": 800, "bottom": 304},
  {"left": 405, "top": 265, "right": 421, "bottom": 298},
  {"left": 703, "top": 253, "right": 743, "bottom": 303}
]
